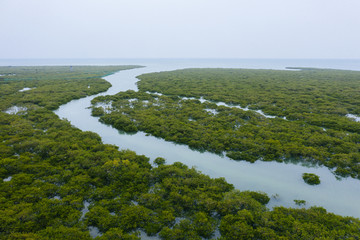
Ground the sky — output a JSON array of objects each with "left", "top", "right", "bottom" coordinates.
[{"left": 1, "top": 0, "right": 359, "bottom": 59}]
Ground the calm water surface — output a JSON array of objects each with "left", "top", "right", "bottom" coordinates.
[{"left": 52, "top": 59, "right": 360, "bottom": 218}]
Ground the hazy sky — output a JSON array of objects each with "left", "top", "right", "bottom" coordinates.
[{"left": 1, "top": 0, "right": 359, "bottom": 59}]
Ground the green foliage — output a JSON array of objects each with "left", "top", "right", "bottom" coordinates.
[
  {"left": 294, "top": 199, "right": 307, "bottom": 206},
  {"left": 0, "top": 65, "right": 141, "bottom": 111},
  {"left": 137, "top": 68, "right": 360, "bottom": 119},
  {"left": 247, "top": 191, "right": 271, "bottom": 205},
  {"left": 159, "top": 214, "right": 216, "bottom": 240},
  {"left": 91, "top": 107, "right": 105, "bottom": 117},
  {"left": 302, "top": 173, "right": 321, "bottom": 185},
  {"left": 220, "top": 206, "right": 360, "bottom": 240},
  {"left": 37, "top": 226, "right": 91, "bottom": 240},
  {"left": 1, "top": 66, "right": 360, "bottom": 239},
  {"left": 219, "top": 210, "right": 255, "bottom": 239},
  {"left": 154, "top": 157, "right": 166, "bottom": 166},
  {"left": 92, "top": 68, "right": 360, "bottom": 179},
  {"left": 96, "top": 228, "right": 140, "bottom": 240},
  {"left": 218, "top": 190, "right": 267, "bottom": 216}
]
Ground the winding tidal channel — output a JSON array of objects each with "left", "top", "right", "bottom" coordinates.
[{"left": 55, "top": 64, "right": 360, "bottom": 219}]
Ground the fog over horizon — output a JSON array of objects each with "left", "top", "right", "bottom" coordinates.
[{"left": 1, "top": 0, "right": 359, "bottom": 59}]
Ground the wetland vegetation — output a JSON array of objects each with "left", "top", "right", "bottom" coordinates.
[
  {"left": 1, "top": 66, "right": 360, "bottom": 239},
  {"left": 92, "top": 68, "right": 360, "bottom": 179},
  {"left": 302, "top": 173, "right": 321, "bottom": 185}
]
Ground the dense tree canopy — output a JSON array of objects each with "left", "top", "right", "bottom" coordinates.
[
  {"left": 91, "top": 68, "right": 360, "bottom": 179},
  {"left": 302, "top": 173, "right": 321, "bottom": 185},
  {"left": 1, "top": 66, "right": 360, "bottom": 239},
  {"left": 0, "top": 65, "right": 141, "bottom": 111}
]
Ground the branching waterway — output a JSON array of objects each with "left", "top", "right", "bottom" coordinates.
[{"left": 55, "top": 63, "right": 360, "bottom": 218}]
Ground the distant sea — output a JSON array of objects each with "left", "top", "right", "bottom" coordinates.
[{"left": 0, "top": 58, "right": 360, "bottom": 71}]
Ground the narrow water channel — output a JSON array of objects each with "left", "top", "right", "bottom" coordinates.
[{"left": 55, "top": 64, "right": 360, "bottom": 218}]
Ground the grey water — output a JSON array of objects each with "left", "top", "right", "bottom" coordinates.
[{"left": 3, "top": 58, "right": 359, "bottom": 218}]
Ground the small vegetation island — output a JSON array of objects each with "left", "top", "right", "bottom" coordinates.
[
  {"left": 92, "top": 68, "right": 360, "bottom": 180},
  {"left": 302, "top": 173, "right": 321, "bottom": 185},
  {"left": 1, "top": 66, "right": 360, "bottom": 239}
]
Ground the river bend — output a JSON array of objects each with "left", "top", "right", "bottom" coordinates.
[{"left": 55, "top": 64, "right": 360, "bottom": 218}]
